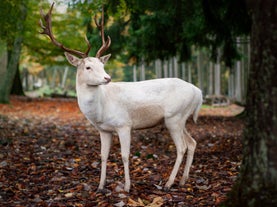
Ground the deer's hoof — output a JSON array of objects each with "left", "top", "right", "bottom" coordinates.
[
  {"left": 179, "top": 180, "right": 186, "bottom": 186},
  {"left": 97, "top": 188, "right": 111, "bottom": 194},
  {"left": 164, "top": 186, "right": 171, "bottom": 192}
]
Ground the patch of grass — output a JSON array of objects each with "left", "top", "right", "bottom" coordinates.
[{"left": 201, "top": 104, "right": 213, "bottom": 109}]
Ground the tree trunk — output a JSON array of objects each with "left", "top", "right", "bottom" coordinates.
[
  {"left": 168, "top": 58, "right": 173, "bottom": 77},
  {"left": 163, "top": 60, "right": 168, "bottom": 78},
  {"left": 197, "top": 50, "right": 203, "bottom": 90},
  {"left": 61, "top": 66, "right": 69, "bottom": 89},
  {"left": 228, "top": 67, "right": 235, "bottom": 99},
  {"left": 11, "top": 66, "right": 24, "bottom": 95},
  {"left": 226, "top": 0, "right": 277, "bottom": 206},
  {"left": 208, "top": 62, "right": 214, "bottom": 95},
  {"left": 155, "top": 59, "right": 162, "bottom": 79},
  {"left": 241, "top": 36, "right": 251, "bottom": 105},
  {"left": 0, "top": 3, "right": 27, "bottom": 103},
  {"left": 51, "top": 67, "right": 57, "bottom": 88},
  {"left": 140, "top": 57, "right": 145, "bottom": 81},
  {"left": 181, "top": 62, "right": 186, "bottom": 80},
  {"left": 133, "top": 65, "right": 137, "bottom": 82},
  {"left": 173, "top": 56, "right": 178, "bottom": 78},
  {"left": 235, "top": 37, "right": 242, "bottom": 102},
  {"left": 0, "top": 44, "right": 7, "bottom": 78},
  {"left": 188, "top": 63, "right": 192, "bottom": 83},
  {"left": 0, "top": 37, "right": 24, "bottom": 103},
  {"left": 235, "top": 59, "right": 242, "bottom": 101},
  {"left": 214, "top": 48, "right": 221, "bottom": 95}
]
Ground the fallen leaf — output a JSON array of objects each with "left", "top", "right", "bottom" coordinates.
[
  {"left": 65, "top": 192, "right": 74, "bottom": 198},
  {"left": 147, "top": 197, "right": 163, "bottom": 207},
  {"left": 114, "top": 201, "right": 125, "bottom": 207},
  {"left": 128, "top": 198, "right": 145, "bottom": 206},
  {"left": 0, "top": 97, "right": 244, "bottom": 207},
  {"left": 196, "top": 184, "right": 211, "bottom": 190}
]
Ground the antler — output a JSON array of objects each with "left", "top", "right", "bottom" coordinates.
[
  {"left": 94, "top": 6, "right": 111, "bottom": 58},
  {"left": 40, "top": 2, "right": 91, "bottom": 58}
]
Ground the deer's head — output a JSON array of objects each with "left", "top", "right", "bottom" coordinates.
[
  {"left": 40, "top": 2, "right": 111, "bottom": 86},
  {"left": 65, "top": 53, "right": 111, "bottom": 86}
]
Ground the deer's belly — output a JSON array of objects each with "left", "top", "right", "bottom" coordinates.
[{"left": 130, "top": 105, "right": 164, "bottom": 129}]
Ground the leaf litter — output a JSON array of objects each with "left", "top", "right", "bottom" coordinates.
[{"left": 0, "top": 96, "right": 244, "bottom": 206}]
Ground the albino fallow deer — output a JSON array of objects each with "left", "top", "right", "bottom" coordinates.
[{"left": 40, "top": 3, "right": 202, "bottom": 192}]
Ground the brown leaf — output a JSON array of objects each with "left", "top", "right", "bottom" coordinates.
[
  {"left": 128, "top": 198, "right": 145, "bottom": 206},
  {"left": 0, "top": 97, "right": 244, "bottom": 207}
]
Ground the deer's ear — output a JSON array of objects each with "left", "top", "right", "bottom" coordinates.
[
  {"left": 99, "top": 54, "right": 111, "bottom": 64},
  {"left": 64, "top": 52, "right": 81, "bottom": 67}
]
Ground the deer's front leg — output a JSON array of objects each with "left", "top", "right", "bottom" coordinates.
[
  {"left": 98, "top": 131, "right": 112, "bottom": 192},
  {"left": 117, "top": 127, "right": 131, "bottom": 192}
]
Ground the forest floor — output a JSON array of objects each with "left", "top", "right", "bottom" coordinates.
[{"left": 0, "top": 96, "right": 244, "bottom": 207}]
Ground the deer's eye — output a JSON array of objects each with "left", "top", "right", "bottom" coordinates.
[{"left": 86, "top": 66, "right": 91, "bottom": 70}]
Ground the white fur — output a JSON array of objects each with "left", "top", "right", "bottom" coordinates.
[{"left": 65, "top": 52, "right": 203, "bottom": 192}]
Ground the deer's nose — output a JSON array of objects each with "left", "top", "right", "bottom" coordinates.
[{"left": 104, "top": 76, "right": 111, "bottom": 83}]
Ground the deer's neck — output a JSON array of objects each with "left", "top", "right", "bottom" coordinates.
[{"left": 76, "top": 82, "right": 105, "bottom": 123}]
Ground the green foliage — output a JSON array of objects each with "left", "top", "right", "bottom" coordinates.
[
  {"left": 0, "top": 0, "right": 29, "bottom": 53},
  {"left": 123, "top": 0, "right": 251, "bottom": 66},
  {"left": 1, "top": 0, "right": 251, "bottom": 89},
  {"left": 22, "top": 0, "right": 92, "bottom": 66},
  {"left": 0, "top": 0, "right": 23, "bottom": 42},
  {"left": 201, "top": 0, "right": 251, "bottom": 65},
  {"left": 27, "top": 0, "right": 250, "bottom": 67}
]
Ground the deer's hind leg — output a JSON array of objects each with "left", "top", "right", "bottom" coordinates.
[
  {"left": 180, "top": 128, "right": 197, "bottom": 186},
  {"left": 164, "top": 117, "right": 187, "bottom": 190}
]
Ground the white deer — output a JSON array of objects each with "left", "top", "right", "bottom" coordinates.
[{"left": 40, "top": 3, "right": 202, "bottom": 192}]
